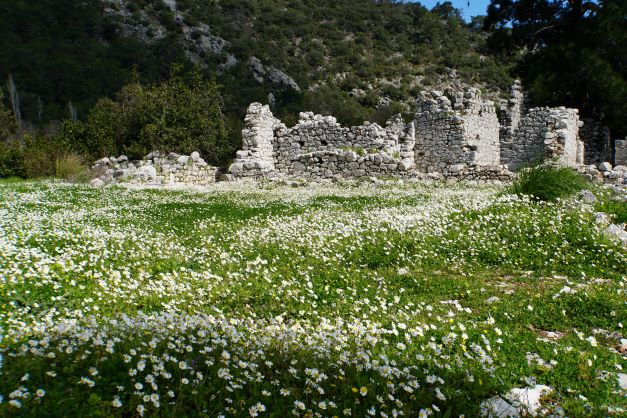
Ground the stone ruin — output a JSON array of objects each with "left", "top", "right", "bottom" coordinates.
[
  {"left": 90, "top": 151, "right": 218, "bottom": 187},
  {"left": 88, "top": 81, "right": 626, "bottom": 187},
  {"left": 227, "top": 82, "right": 590, "bottom": 182}
]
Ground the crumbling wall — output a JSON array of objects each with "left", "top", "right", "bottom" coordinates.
[
  {"left": 229, "top": 103, "right": 279, "bottom": 179},
  {"left": 615, "top": 138, "right": 627, "bottom": 166},
  {"left": 413, "top": 88, "right": 500, "bottom": 173},
  {"left": 499, "top": 81, "right": 525, "bottom": 158},
  {"left": 579, "top": 118, "right": 611, "bottom": 164},
  {"left": 501, "top": 107, "right": 582, "bottom": 170},
  {"left": 91, "top": 151, "right": 217, "bottom": 186},
  {"left": 228, "top": 85, "right": 587, "bottom": 182},
  {"left": 274, "top": 112, "right": 415, "bottom": 175},
  {"left": 230, "top": 103, "right": 415, "bottom": 179}
]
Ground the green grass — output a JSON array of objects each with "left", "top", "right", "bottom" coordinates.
[
  {"left": 510, "top": 163, "right": 590, "bottom": 202},
  {"left": 0, "top": 181, "right": 625, "bottom": 417}
]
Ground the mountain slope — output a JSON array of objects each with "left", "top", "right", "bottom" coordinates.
[{"left": 0, "top": 0, "right": 513, "bottom": 129}]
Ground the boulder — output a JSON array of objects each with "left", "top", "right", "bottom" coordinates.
[
  {"left": 136, "top": 165, "right": 157, "bottom": 180},
  {"left": 599, "top": 161, "right": 612, "bottom": 171},
  {"left": 480, "top": 385, "right": 554, "bottom": 417},
  {"left": 578, "top": 190, "right": 597, "bottom": 203},
  {"left": 89, "top": 178, "right": 105, "bottom": 187}
]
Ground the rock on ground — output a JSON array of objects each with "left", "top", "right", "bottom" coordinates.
[{"left": 480, "top": 385, "right": 554, "bottom": 417}]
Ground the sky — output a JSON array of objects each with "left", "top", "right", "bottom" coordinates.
[{"left": 410, "top": 0, "right": 492, "bottom": 20}]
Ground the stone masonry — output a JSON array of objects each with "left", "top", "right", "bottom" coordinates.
[
  {"left": 229, "top": 104, "right": 416, "bottom": 180},
  {"left": 413, "top": 88, "right": 500, "bottom": 174},
  {"left": 500, "top": 107, "right": 583, "bottom": 170},
  {"left": 229, "top": 83, "right": 584, "bottom": 181},
  {"left": 91, "top": 151, "right": 218, "bottom": 186},
  {"left": 616, "top": 138, "right": 627, "bottom": 167},
  {"left": 579, "top": 118, "right": 611, "bottom": 165}
]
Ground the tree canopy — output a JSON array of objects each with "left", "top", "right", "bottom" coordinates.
[{"left": 485, "top": 0, "right": 627, "bottom": 137}]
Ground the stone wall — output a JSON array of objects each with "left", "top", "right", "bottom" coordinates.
[
  {"left": 226, "top": 84, "right": 593, "bottom": 183},
  {"left": 500, "top": 107, "right": 582, "bottom": 170},
  {"left": 615, "top": 138, "right": 627, "bottom": 166},
  {"left": 229, "top": 103, "right": 416, "bottom": 180},
  {"left": 499, "top": 80, "right": 524, "bottom": 144},
  {"left": 228, "top": 103, "right": 279, "bottom": 179},
  {"left": 91, "top": 151, "right": 218, "bottom": 186},
  {"left": 413, "top": 88, "right": 500, "bottom": 173},
  {"left": 579, "top": 118, "right": 611, "bottom": 164}
]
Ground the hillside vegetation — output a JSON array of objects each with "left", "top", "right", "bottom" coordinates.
[
  {"left": 0, "top": 0, "right": 511, "bottom": 128},
  {"left": 0, "top": 0, "right": 624, "bottom": 173}
]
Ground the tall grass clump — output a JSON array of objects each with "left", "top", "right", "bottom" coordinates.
[
  {"left": 55, "top": 153, "right": 90, "bottom": 182},
  {"left": 510, "top": 163, "right": 589, "bottom": 201}
]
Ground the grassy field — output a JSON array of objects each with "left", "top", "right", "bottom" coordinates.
[{"left": 0, "top": 180, "right": 625, "bottom": 417}]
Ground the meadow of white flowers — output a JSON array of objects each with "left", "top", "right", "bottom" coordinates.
[{"left": 0, "top": 180, "right": 625, "bottom": 417}]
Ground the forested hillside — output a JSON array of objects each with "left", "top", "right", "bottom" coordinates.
[
  {"left": 0, "top": 0, "right": 512, "bottom": 128},
  {"left": 0, "top": 0, "right": 624, "bottom": 173}
]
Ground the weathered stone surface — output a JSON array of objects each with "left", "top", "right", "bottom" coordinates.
[
  {"left": 415, "top": 88, "right": 501, "bottom": 173},
  {"left": 579, "top": 190, "right": 597, "bottom": 203},
  {"left": 229, "top": 83, "right": 587, "bottom": 183},
  {"left": 90, "top": 151, "right": 218, "bottom": 187},
  {"left": 480, "top": 385, "right": 554, "bottom": 417},
  {"left": 599, "top": 161, "right": 613, "bottom": 171},
  {"left": 89, "top": 178, "right": 105, "bottom": 187},
  {"left": 249, "top": 57, "right": 301, "bottom": 92},
  {"left": 615, "top": 139, "right": 627, "bottom": 167}
]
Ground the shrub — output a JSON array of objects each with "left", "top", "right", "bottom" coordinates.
[
  {"left": 510, "top": 162, "right": 589, "bottom": 201},
  {"left": 0, "top": 142, "right": 26, "bottom": 178},
  {"left": 57, "top": 66, "right": 232, "bottom": 166}
]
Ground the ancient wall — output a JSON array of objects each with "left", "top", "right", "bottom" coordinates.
[
  {"left": 615, "top": 138, "right": 627, "bottom": 167},
  {"left": 229, "top": 103, "right": 416, "bottom": 179},
  {"left": 228, "top": 103, "right": 279, "bottom": 179},
  {"left": 91, "top": 151, "right": 218, "bottom": 186},
  {"left": 227, "top": 84, "right": 589, "bottom": 182},
  {"left": 413, "top": 89, "right": 500, "bottom": 173},
  {"left": 500, "top": 107, "right": 582, "bottom": 170},
  {"left": 499, "top": 80, "right": 525, "bottom": 150},
  {"left": 579, "top": 118, "right": 611, "bottom": 164}
]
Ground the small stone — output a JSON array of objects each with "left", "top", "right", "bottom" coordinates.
[
  {"left": 137, "top": 165, "right": 157, "bottom": 180},
  {"left": 578, "top": 190, "right": 597, "bottom": 203},
  {"left": 599, "top": 162, "right": 612, "bottom": 171}
]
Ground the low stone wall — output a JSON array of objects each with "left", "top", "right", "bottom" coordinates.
[
  {"left": 581, "top": 162, "right": 626, "bottom": 186},
  {"left": 443, "top": 164, "right": 514, "bottom": 182},
  {"left": 290, "top": 149, "right": 413, "bottom": 180},
  {"left": 91, "top": 151, "right": 218, "bottom": 186}
]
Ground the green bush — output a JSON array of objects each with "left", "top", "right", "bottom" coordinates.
[
  {"left": 510, "top": 163, "right": 590, "bottom": 201},
  {"left": 58, "top": 67, "right": 232, "bottom": 165},
  {"left": 0, "top": 142, "right": 26, "bottom": 178}
]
